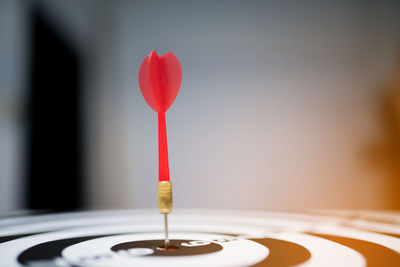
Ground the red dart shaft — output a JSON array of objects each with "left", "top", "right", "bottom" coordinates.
[{"left": 158, "top": 112, "right": 170, "bottom": 181}]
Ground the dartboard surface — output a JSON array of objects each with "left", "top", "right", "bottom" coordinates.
[{"left": 0, "top": 209, "right": 399, "bottom": 266}]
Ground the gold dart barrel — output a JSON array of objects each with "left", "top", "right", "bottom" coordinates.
[{"left": 158, "top": 181, "right": 173, "bottom": 214}]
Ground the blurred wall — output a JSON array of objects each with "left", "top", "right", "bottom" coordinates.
[
  {"left": 89, "top": 0, "right": 400, "bottom": 210},
  {"left": 1, "top": 0, "right": 400, "bottom": 215},
  {"left": 0, "top": 0, "right": 28, "bottom": 214}
]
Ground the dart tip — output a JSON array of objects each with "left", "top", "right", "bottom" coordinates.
[{"left": 164, "top": 213, "right": 169, "bottom": 248}]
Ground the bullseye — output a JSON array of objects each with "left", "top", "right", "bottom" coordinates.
[{"left": 156, "top": 245, "right": 180, "bottom": 252}]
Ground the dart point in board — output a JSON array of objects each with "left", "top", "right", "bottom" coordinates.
[{"left": 138, "top": 50, "right": 182, "bottom": 248}]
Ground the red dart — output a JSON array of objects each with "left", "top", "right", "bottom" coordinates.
[{"left": 138, "top": 50, "right": 182, "bottom": 247}]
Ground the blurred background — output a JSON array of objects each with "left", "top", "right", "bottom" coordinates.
[{"left": 0, "top": 0, "right": 399, "bottom": 216}]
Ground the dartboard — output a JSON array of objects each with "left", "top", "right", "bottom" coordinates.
[{"left": 0, "top": 209, "right": 399, "bottom": 266}]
